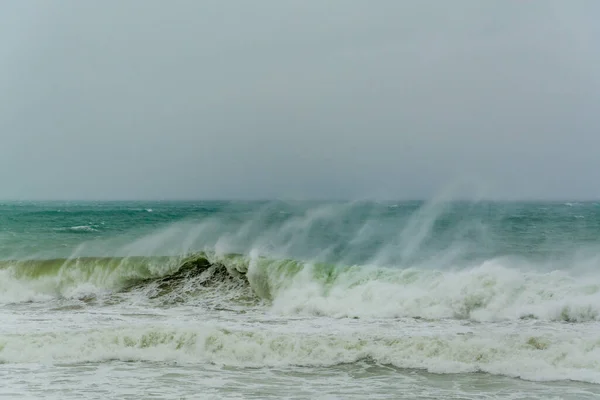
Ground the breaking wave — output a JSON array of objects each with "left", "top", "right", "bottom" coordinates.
[
  {"left": 1, "top": 324, "right": 599, "bottom": 384},
  {"left": 1, "top": 252, "right": 600, "bottom": 322}
]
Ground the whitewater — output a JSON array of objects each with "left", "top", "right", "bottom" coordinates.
[{"left": 1, "top": 200, "right": 600, "bottom": 399}]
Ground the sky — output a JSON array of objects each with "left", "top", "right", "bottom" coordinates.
[{"left": 1, "top": 0, "right": 599, "bottom": 200}]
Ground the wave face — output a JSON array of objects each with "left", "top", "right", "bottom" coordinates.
[
  {"left": 2, "top": 252, "right": 600, "bottom": 323},
  {"left": 2, "top": 200, "right": 600, "bottom": 388}
]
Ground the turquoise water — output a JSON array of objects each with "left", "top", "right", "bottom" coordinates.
[
  {"left": 2, "top": 200, "right": 599, "bottom": 260},
  {"left": 1, "top": 200, "right": 600, "bottom": 399}
]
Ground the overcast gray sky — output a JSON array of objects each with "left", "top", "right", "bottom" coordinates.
[{"left": 1, "top": 1, "right": 598, "bottom": 200}]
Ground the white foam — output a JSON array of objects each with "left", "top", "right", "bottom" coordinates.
[
  {"left": 1, "top": 323, "right": 599, "bottom": 384},
  {"left": 0, "top": 270, "right": 55, "bottom": 303},
  {"left": 69, "top": 225, "right": 98, "bottom": 232},
  {"left": 53, "top": 225, "right": 99, "bottom": 232},
  {"left": 258, "top": 259, "right": 600, "bottom": 322},
  {"left": 0, "top": 257, "right": 181, "bottom": 304}
]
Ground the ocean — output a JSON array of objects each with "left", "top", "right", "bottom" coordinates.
[{"left": 1, "top": 200, "right": 600, "bottom": 399}]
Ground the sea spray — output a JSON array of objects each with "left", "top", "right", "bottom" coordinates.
[
  {"left": 2, "top": 252, "right": 600, "bottom": 323},
  {"left": 3, "top": 200, "right": 600, "bottom": 392}
]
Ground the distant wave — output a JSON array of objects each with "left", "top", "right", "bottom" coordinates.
[{"left": 54, "top": 225, "right": 99, "bottom": 233}]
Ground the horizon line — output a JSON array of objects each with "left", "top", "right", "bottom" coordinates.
[{"left": 1, "top": 198, "right": 599, "bottom": 203}]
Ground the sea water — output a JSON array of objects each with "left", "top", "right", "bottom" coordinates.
[{"left": 1, "top": 200, "right": 600, "bottom": 399}]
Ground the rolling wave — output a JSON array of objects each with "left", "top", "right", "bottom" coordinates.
[
  {"left": 1, "top": 324, "right": 599, "bottom": 384},
  {"left": 1, "top": 253, "right": 599, "bottom": 322}
]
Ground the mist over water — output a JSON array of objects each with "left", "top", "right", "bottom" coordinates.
[
  {"left": 2, "top": 200, "right": 600, "bottom": 399},
  {"left": 3, "top": 1, "right": 599, "bottom": 397},
  {"left": 4, "top": 199, "right": 600, "bottom": 262}
]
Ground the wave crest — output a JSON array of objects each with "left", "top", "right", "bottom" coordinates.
[{"left": 1, "top": 253, "right": 600, "bottom": 322}]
